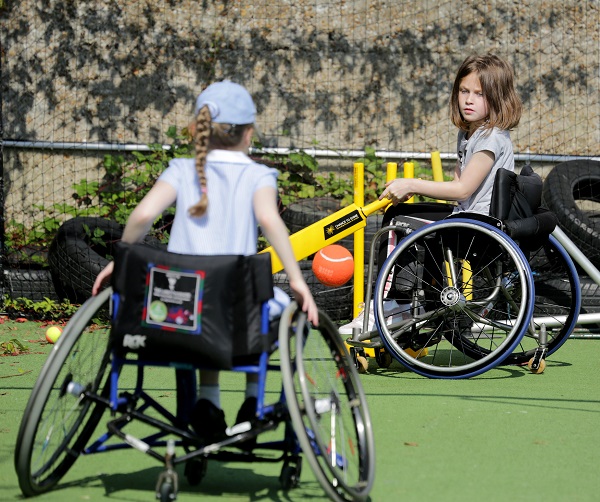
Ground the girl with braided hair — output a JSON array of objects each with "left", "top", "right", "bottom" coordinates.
[{"left": 92, "top": 81, "right": 318, "bottom": 444}]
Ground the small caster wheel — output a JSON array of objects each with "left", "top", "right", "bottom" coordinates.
[
  {"left": 156, "top": 440, "right": 178, "bottom": 500},
  {"left": 157, "top": 480, "right": 176, "bottom": 501},
  {"left": 528, "top": 357, "right": 546, "bottom": 374},
  {"left": 375, "top": 349, "right": 392, "bottom": 368},
  {"left": 356, "top": 355, "right": 368, "bottom": 373},
  {"left": 279, "top": 457, "right": 302, "bottom": 490},
  {"left": 184, "top": 457, "right": 207, "bottom": 486},
  {"left": 349, "top": 348, "right": 368, "bottom": 373}
]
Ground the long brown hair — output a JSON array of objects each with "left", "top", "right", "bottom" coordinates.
[
  {"left": 188, "top": 105, "right": 253, "bottom": 217},
  {"left": 449, "top": 54, "right": 522, "bottom": 132}
]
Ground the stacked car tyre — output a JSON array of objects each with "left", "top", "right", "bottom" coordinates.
[
  {"left": 48, "top": 218, "right": 125, "bottom": 303},
  {"left": 48, "top": 217, "right": 165, "bottom": 303},
  {"left": 2, "top": 268, "right": 59, "bottom": 302},
  {"left": 542, "top": 159, "right": 600, "bottom": 315},
  {"left": 542, "top": 160, "right": 600, "bottom": 268}
]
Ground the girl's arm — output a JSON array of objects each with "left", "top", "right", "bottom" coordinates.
[
  {"left": 253, "top": 186, "right": 319, "bottom": 326},
  {"left": 380, "top": 151, "right": 494, "bottom": 204},
  {"left": 92, "top": 181, "right": 177, "bottom": 295}
]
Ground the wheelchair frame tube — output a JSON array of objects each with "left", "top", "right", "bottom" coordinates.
[
  {"left": 552, "top": 227, "right": 600, "bottom": 329},
  {"left": 552, "top": 226, "right": 600, "bottom": 284}
]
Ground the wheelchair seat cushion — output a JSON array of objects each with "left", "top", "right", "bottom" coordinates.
[{"left": 110, "top": 242, "right": 274, "bottom": 369}]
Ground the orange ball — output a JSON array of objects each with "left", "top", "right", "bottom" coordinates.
[{"left": 312, "top": 245, "right": 354, "bottom": 287}]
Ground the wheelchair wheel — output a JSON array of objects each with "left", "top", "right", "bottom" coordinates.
[
  {"left": 279, "top": 302, "right": 375, "bottom": 502},
  {"left": 502, "top": 235, "right": 581, "bottom": 365},
  {"left": 374, "top": 219, "right": 535, "bottom": 379},
  {"left": 15, "top": 288, "right": 112, "bottom": 496}
]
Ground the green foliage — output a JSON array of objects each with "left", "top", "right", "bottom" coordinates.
[
  {"left": 0, "top": 338, "right": 30, "bottom": 356},
  {"left": 262, "top": 148, "right": 382, "bottom": 207},
  {"left": 3, "top": 296, "right": 80, "bottom": 321},
  {"left": 6, "top": 125, "right": 447, "bottom": 265},
  {"left": 89, "top": 223, "right": 108, "bottom": 248},
  {"left": 267, "top": 149, "right": 339, "bottom": 206},
  {"left": 4, "top": 127, "right": 191, "bottom": 262},
  {"left": 66, "top": 126, "right": 191, "bottom": 232},
  {"left": 4, "top": 212, "right": 64, "bottom": 265},
  {"left": 355, "top": 146, "right": 388, "bottom": 204},
  {"left": 267, "top": 145, "right": 447, "bottom": 208}
]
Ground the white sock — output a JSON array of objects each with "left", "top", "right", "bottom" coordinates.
[
  {"left": 199, "top": 385, "right": 221, "bottom": 409},
  {"left": 245, "top": 382, "right": 259, "bottom": 399}
]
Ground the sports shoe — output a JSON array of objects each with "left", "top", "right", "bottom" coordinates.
[
  {"left": 338, "top": 300, "right": 412, "bottom": 335},
  {"left": 189, "top": 398, "right": 227, "bottom": 444},
  {"left": 338, "top": 303, "right": 375, "bottom": 335},
  {"left": 234, "top": 397, "right": 257, "bottom": 451}
]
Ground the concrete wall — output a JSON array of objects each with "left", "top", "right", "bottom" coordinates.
[{"left": 1, "top": 0, "right": 599, "bottom": 226}]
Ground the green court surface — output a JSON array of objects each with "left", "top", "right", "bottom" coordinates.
[{"left": 1, "top": 321, "right": 599, "bottom": 501}]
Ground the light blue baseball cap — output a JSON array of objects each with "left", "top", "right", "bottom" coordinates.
[{"left": 194, "top": 80, "right": 256, "bottom": 125}]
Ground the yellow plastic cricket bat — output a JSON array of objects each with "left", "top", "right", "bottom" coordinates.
[{"left": 262, "top": 198, "right": 391, "bottom": 273}]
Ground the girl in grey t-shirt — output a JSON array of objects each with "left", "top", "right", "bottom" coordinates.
[{"left": 381, "top": 53, "right": 522, "bottom": 215}]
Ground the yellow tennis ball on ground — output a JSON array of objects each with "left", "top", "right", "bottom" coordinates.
[{"left": 45, "top": 326, "right": 62, "bottom": 344}]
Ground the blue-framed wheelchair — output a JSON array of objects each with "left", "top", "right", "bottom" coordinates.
[
  {"left": 14, "top": 243, "right": 375, "bottom": 501},
  {"left": 347, "top": 165, "right": 581, "bottom": 378}
]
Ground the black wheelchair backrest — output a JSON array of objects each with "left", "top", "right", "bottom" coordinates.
[
  {"left": 490, "top": 165, "right": 557, "bottom": 242},
  {"left": 110, "top": 242, "right": 274, "bottom": 369},
  {"left": 490, "top": 164, "right": 542, "bottom": 221}
]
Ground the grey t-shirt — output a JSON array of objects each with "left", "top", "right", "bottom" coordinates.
[{"left": 454, "top": 126, "right": 515, "bottom": 214}]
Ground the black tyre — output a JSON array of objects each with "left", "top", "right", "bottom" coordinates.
[
  {"left": 184, "top": 457, "right": 207, "bottom": 486},
  {"left": 48, "top": 217, "right": 124, "bottom": 303},
  {"left": 542, "top": 160, "right": 600, "bottom": 268},
  {"left": 14, "top": 288, "right": 112, "bottom": 496},
  {"left": 48, "top": 217, "right": 165, "bottom": 303},
  {"left": 279, "top": 303, "right": 375, "bottom": 501},
  {"left": 2, "top": 268, "right": 59, "bottom": 301},
  {"left": 280, "top": 197, "right": 384, "bottom": 321},
  {"left": 580, "top": 277, "right": 600, "bottom": 313},
  {"left": 158, "top": 481, "right": 176, "bottom": 502}
]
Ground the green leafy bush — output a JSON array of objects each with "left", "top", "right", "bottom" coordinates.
[
  {"left": 2, "top": 296, "right": 80, "bottom": 321},
  {"left": 6, "top": 125, "right": 446, "bottom": 266}
]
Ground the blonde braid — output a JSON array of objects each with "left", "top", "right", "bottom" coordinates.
[{"left": 189, "top": 105, "right": 212, "bottom": 217}]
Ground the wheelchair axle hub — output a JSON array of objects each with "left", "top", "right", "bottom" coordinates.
[{"left": 440, "top": 286, "right": 466, "bottom": 311}]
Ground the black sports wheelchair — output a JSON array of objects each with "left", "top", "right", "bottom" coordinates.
[
  {"left": 346, "top": 165, "right": 581, "bottom": 378},
  {"left": 15, "top": 243, "right": 375, "bottom": 501}
]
